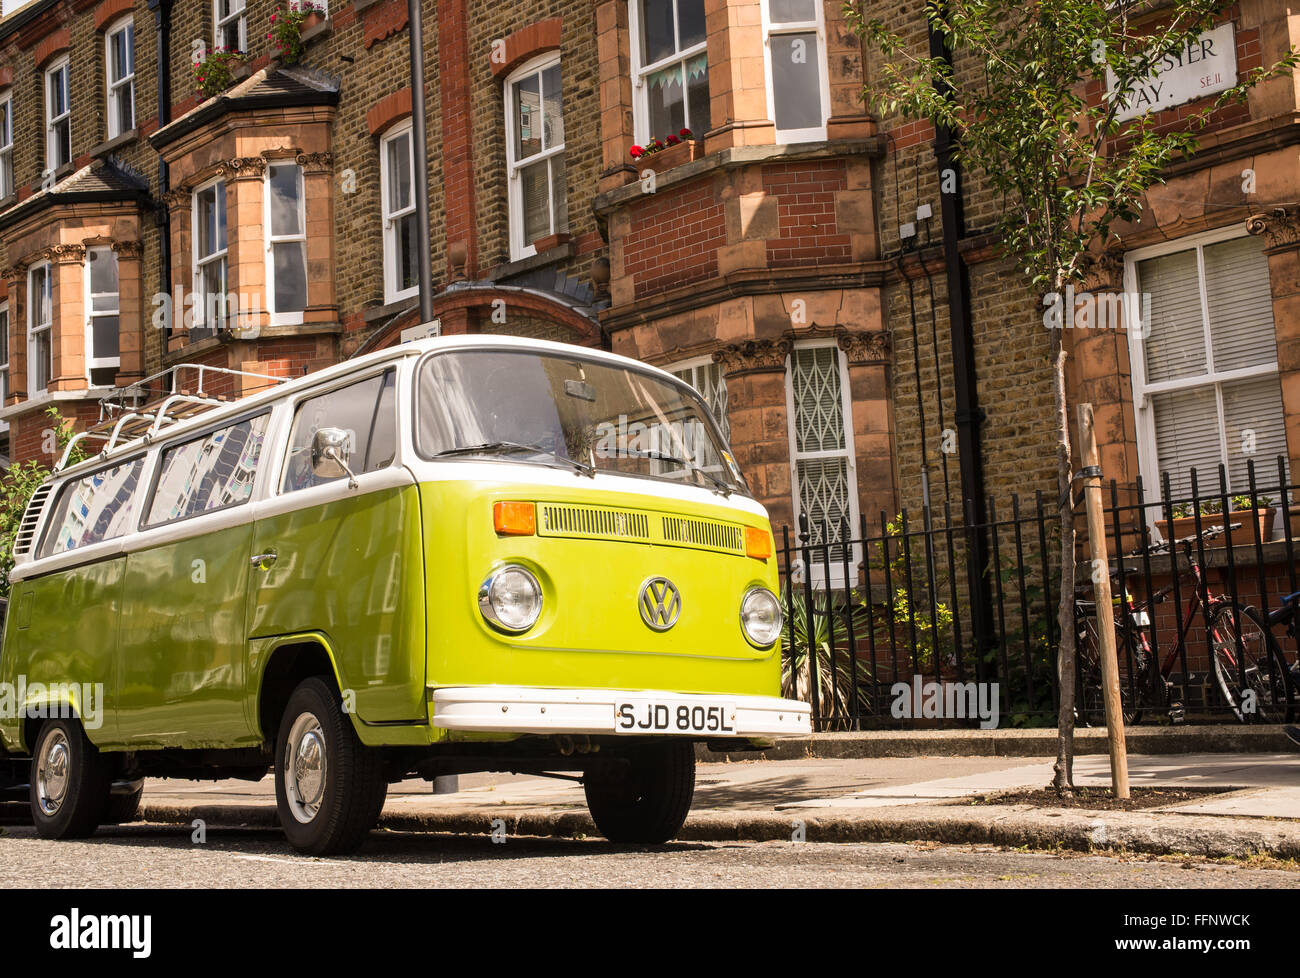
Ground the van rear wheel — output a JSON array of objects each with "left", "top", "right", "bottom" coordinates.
[
  {"left": 29, "top": 719, "right": 112, "bottom": 839},
  {"left": 584, "top": 741, "right": 695, "bottom": 844},
  {"left": 274, "top": 678, "right": 386, "bottom": 855}
]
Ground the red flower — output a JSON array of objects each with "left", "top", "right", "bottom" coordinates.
[
  {"left": 629, "top": 145, "right": 643, "bottom": 158},
  {"left": 680, "top": 127, "right": 692, "bottom": 139},
  {"left": 666, "top": 134, "right": 680, "bottom": 146}
]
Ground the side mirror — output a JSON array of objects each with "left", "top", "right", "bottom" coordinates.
[{"left": 310, "top": 427, "right": 358, "bottom": 488}]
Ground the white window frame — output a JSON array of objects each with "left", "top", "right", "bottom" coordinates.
[
  {"left": 213, "top": 0, "right": 247, "bottom": 52},
  {"left": 0, "top": 92, "right": 13, "bottom": 199},
  {"left": 628, "top": 0, "right": 710, "bottom": 144},
  {"left": 666, "top": 355, "right": 730, "bottom": 440},
  {"left": 1125, "top": 223, "right": 1286, "bottom": 516},
  {"left": 760, "top": 0, "right": 831, "bottom": 143},
  {"left": 27, "top": 263, "right": 53, "bottom": 396},
  {"left": 105, "top": 16, "right": 136, "bottom": 140},
  {"left": 264, "top": 162, "right": 307, "bottom": 327},
  {"left": 784, "top": 339, "right": 860, "bottom": 588},
  {"left": 84, "top": 246, "right": 120, "bottom": 386},
  {"left": 0, "top": 300, "right": 10, "bottom": 431},
  {"left": 192, "top": 177, "right": 228, "bottom": 335},
  {"left": 380, "top": 121, "right": 418, "bottom": 305},
  {"left": 45, "top": 56, "right": 71, "bottom": 174},
  {"left": 505, "top": 53, "right": 567, "bottom": 262}
]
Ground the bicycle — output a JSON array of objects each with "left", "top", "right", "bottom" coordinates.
[
  {"left": 1215, "top": 587, "right": 1300, "bottom": 723},
  {"left": 1075, "top": 522, "right": 1288, "bottom": 725}
]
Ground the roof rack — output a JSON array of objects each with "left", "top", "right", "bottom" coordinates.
[{"left": 55, "top": 362, "right": 289, "bottom": 473}]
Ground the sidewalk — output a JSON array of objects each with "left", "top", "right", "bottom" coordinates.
[{"left": 136, "top": 747, "right": 1300, "bottom": 860}]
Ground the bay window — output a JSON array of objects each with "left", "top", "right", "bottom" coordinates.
[
  {"left": 85, "top": 247, "right": 120, "bottom": 386},
  {"left": 193, "top": 179, "right": 228, "bottom": 338},
  {"left": 265, "top": 162, "right": 308, "bottom": 323},
  {"left": 762, "top": 0, "right": 829, "bottom": 141},
  {"left": 506, "top": 55, "right": 568, "bottom": 260},
  {"left": 785, "top": 342, "right": 859, "bottom": 578},
  {"left": 27, "top": 264, "right": 52, "bottom": 395},
  {"left": 630, "top": 0, "right": 710, "bottom": 143}
]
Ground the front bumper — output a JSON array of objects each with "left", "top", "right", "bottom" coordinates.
[{"left": 430, "top": 685, "right": 811, "bottom": 738}]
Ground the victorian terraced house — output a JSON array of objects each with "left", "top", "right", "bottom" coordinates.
[{"left": 0, "top": 0, "right": 1295, "bottom": 579}]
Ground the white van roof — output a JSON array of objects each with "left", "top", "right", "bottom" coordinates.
[{"left": 47, "top": 333, "right": 685, "bottom": 482}]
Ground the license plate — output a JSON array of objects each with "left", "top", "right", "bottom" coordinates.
[
  {"left": 614, "top": 700, "right": 736, "bottom": 734},
  {"left": 1132, "top": 610, "right": 1150, "bottom": 626}
]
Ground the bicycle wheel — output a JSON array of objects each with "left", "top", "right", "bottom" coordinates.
[
  {"left": 1076, "top": 608, "right": 1144, "bottom": 726},
  {"left": 1209, "top": 603, "right": 1295, "bottom": 723}
]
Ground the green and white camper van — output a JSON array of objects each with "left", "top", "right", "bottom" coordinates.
[{"left": 0, "top": 334, "right": 809, "bottom": 854}]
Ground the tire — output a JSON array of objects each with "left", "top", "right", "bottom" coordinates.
[
  {"left": 273, "top": 678, "right": 386, "bottom": 855},
  {"left": 584, "top": 741, "right": 695, "bottom": 844},
  {"left": 1210, "top": 603, "right": 1295, "bottom": 723},
  {"left": 29, "top": 719, "right": 113, "bottom": 840},
  {"left": 1075, "top": 611, "right": 1143, "bottom": 726},
  {"left": 104, "top": 780, "right": 144, "bottom": 825}
]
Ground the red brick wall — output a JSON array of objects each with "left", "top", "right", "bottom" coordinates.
[
  {"left": 762, "top": 160, "right": 853, "bottom": 269},
  {"left": 623, "top": 181, "right": 725, "bottom": 296}
]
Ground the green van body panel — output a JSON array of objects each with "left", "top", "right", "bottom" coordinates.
[
  {"left": 114, "top": 523, "right": 258, "bottom": 749},
  {"left": 0, "top": 560, "right": 125, "bottom": 749},
  {"left": 247, "top": 483, "right": 427, "bottom": 727}
]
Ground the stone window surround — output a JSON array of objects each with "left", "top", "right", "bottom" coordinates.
[
  {"left": 596, "top": 0, "right": 875, "bottom": 187},
  {"left": 160, "top": 144, "right": 338, "bottom": 350},
  {"left": 0, "top": 235, "right": 145, "bottom": 406}
]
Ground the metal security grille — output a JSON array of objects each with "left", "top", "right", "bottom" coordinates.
[
  {"left": 14, "top": 483, "right": 54, "bottom": 556},
  {"left": 539, "top": 504, "right": 650, "bottom": 540},
  {"left": 661, "top": 516, "right": 743, "bottom": 552},
  {"left": 790, "top": 345, "right": 854, "bottom": 566},
  {"left": 673, "top": 361, "right": 730, "bottom": 441}
]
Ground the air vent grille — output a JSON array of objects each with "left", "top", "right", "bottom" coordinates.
[
  {"left": 14, "top": 483, "right": 55, "bottom": 557},
  {"left": 539, "top": 504, "right": 650, "bottom": 540},
  {"left": 661, "top": 516, "right": 743, "bottom": 552}
]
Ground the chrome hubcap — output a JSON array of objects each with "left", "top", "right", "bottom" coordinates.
[
  {"left": 285, "top": 712, "right": 327, "bottom": 824},
  {"left": 36, "top": 729, "right": 71, "bottom": 817}
]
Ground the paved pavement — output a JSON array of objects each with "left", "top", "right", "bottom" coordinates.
[{"left": 106, "top": 750, "right": 1300, "bottom": 860}]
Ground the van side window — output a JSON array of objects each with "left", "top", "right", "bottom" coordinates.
[
  {"left": 281, "top": 370, "right": 396, "bottom": 493},
  {"left": 39, "top": 458, "right": 145, "bottom": 557},
  {"left": 146, "top": 413, "right": 270, "bottom": 526}
]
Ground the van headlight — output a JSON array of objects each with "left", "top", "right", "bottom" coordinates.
[
  {"left": 740, "top": 587, "right": 783, "bottom": 647},
  {"left": 478, "top": 565, "right": 543, "bottom": 633}
]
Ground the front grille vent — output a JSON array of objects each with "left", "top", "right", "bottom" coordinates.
[
  {"left": 540, "top": 504, "right": 650, "bottom": 540},
  {"left": 661, "top": 516, "right": 743, "bottom": 552}
]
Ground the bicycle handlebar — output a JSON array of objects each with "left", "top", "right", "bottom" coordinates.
[{"left": 1126, "top": 521, "right": 1240, "bottom": 558}]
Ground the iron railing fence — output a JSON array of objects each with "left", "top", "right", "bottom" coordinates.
[{"left": 778, "top": 456, "right": 1298, "bottom": 731}]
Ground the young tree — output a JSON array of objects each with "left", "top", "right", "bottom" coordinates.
[{"left": 851, "top": 0, "right": 1296, "bottom": 791}]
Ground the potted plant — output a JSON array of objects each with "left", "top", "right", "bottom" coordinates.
[
  {"left": 192, "top": 46, "right": 247, "bottom": 100},
  {"left": 628, "top": 128, "right": 701, "bottom": 172},
  {"left": 267, "top": 2, "right": 326, "bottom": 66},
  {"left": 1156, "top": 494, "right": 1274, "bottom": 548}
]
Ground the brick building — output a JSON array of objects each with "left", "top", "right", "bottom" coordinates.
[{"left": 0, "top": 0, "right": 1296, "bottom": 576}]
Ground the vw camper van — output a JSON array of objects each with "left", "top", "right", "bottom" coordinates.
[{"left": 0, "top": 335, "right": 809, "bottom": 854}]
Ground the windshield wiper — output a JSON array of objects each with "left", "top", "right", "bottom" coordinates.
[
  {"left": 433, "top": 442, "right": 594, "bottom": 477},
  {"left": 619, "top": 448, "right": 732, "bottom": 496}
]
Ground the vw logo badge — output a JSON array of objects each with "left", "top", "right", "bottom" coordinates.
[{"left": 639, "top": 577, "right": 681, "bottom": 631}]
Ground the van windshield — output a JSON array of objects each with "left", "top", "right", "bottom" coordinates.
[{"left": 416, "top": 349, "right": 748, "bottom": 494}]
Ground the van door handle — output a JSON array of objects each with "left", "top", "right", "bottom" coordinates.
[{"left": 251, "top": 551, "right": 278, "bottom": 570}]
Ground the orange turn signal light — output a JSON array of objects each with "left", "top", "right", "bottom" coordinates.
[
  {"left": 493, "top": 501, "right": 536, "bottom": 536},
  {"left": 745, "top": 526, "right": 773, "bottom": 560}
]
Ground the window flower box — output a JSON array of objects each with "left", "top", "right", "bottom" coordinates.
[
  {"left": 530, "top": 232, "right": 571, "bottom": 253},
  {"left": 629, "top": 129, "right": 701, "bottom": 173},
  {"left": 1155, "top": 505, "right": 1274, "bottom": 549}
]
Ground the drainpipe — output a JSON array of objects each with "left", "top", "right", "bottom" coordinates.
[
  {"left": 408, "top": 0, "right": 435, "bottom": 324},
  {"left": 148, "top": 0, "right": 174, "bottom": 352},
  {"left": 927, "top": 8, "right": 995, "bottom": 684}
]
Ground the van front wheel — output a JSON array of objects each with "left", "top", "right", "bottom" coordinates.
[
  {"left": 584, "top": 741, "right": 695, "bottom": 844},
  {"left": 29, "top": 719, "right": 112, "bottom": 839},
  {"left": 274, "top": 678, "right": 386, "bottom": 855}
]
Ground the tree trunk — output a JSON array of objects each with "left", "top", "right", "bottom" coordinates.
[{"left": 1049, "top": 323, "right": 1077, "bottom": 795}]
